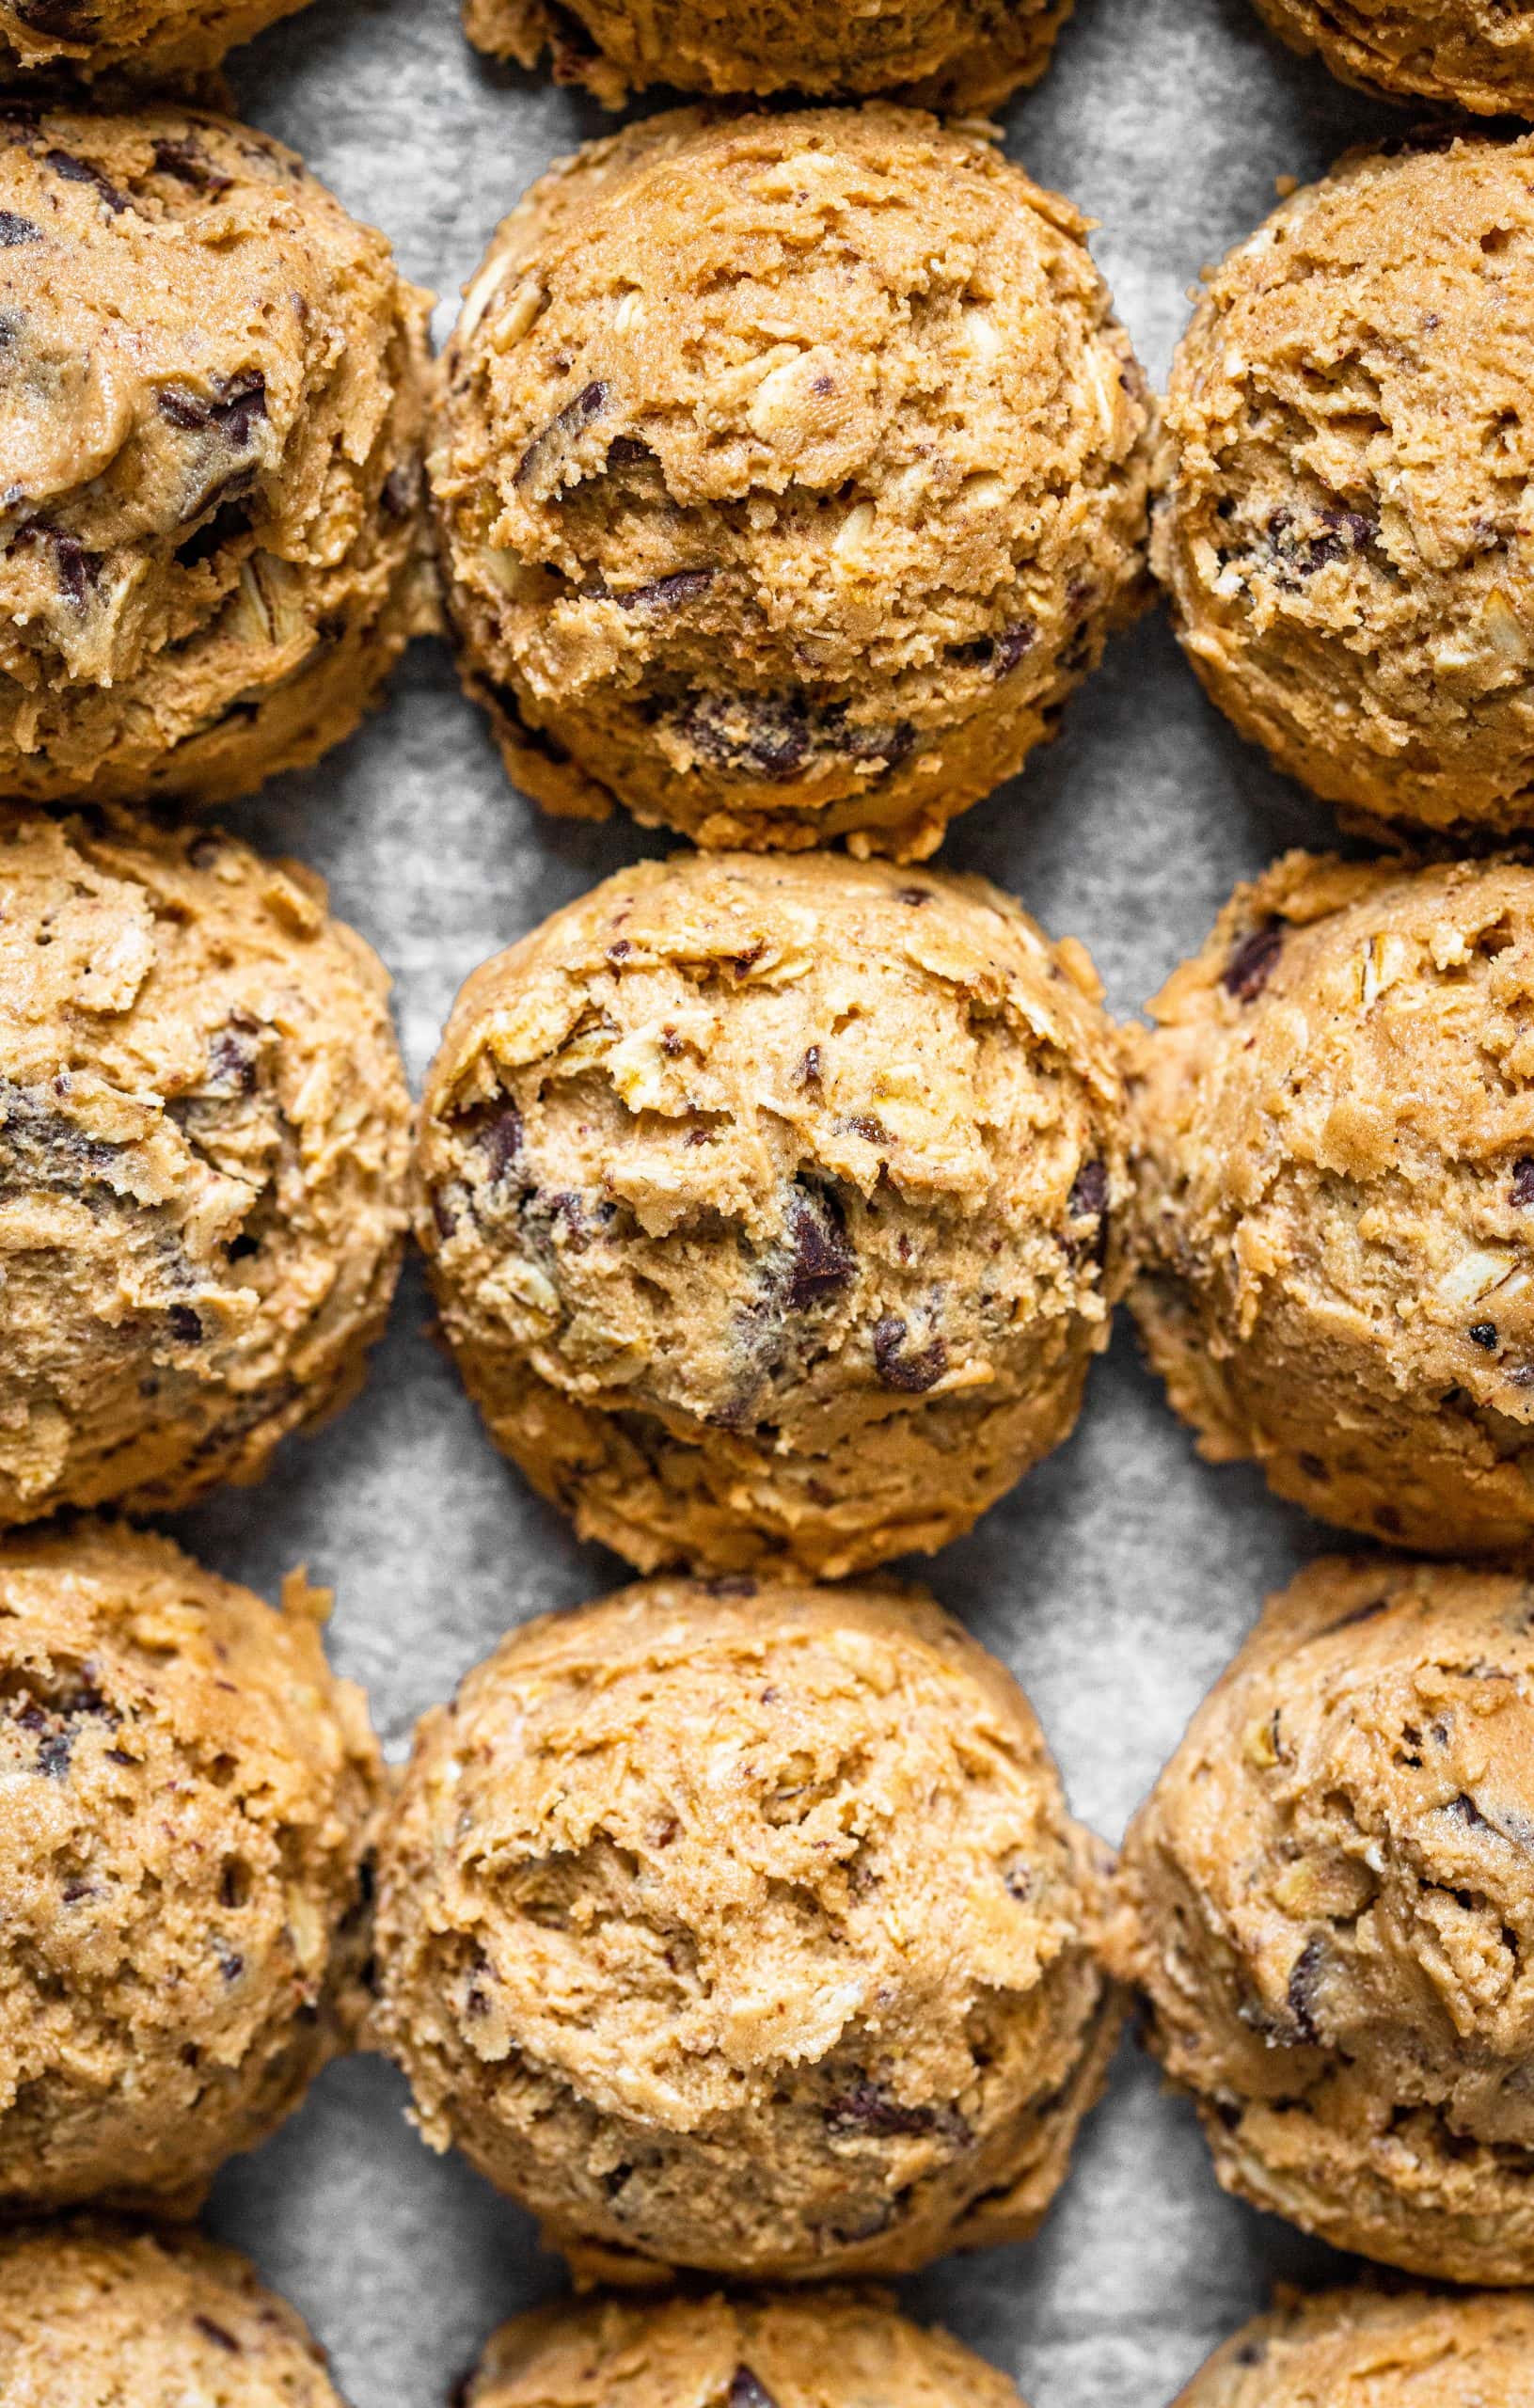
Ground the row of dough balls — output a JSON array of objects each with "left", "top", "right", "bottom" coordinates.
[{"left": 9, "top": 805, "right": 1534, "bottom": 1568}]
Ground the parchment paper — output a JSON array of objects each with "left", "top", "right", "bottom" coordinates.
[{"left": 165, "top": 2, "right": 1413, "bottom": 2395}]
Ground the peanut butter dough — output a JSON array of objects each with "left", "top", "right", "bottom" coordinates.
[
  {"left": 0, "top": 1522, "right": 380, "bottom": 2216},
  {"left": 1155, "top": 132, "right": 1534, "bottom": 840},
  {"left": 463, "top": 0, "right": 1072, "bottom": 112},
  {"left": 462, "top": 2290, "right": 1025, "bottom": 2408},
  {"left": 415, "top": 850, "right": 1126, "bottom": 1579},
  {"left": 0, "top": 806, "right": 411, "bottom": 1526},
  {"left": 1126, "top": 851, "right": 1534, "bottom": 1557},
  {"left": 0, "top": 0, "right": 311, "bottom": 84},
  {"left": 1251, "top": 0, "right": 1534, "bottom": 119},
  {"left": 0, "top": 104, "right": 432, "bottom": 805},
  {"left": 371, "top": 1577, "right": 1119, "bottom": 2284},
  {"left": 431, "top": 105, "right": 1152, "bottom": 860},
  {"left": 1178, "top": 2286, "right": 1534, "bottom": 2406},
  {"left": 1113, "top": 1555, "right": 1534, "bottom": 2284}
]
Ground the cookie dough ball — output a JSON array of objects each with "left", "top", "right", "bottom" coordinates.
[
  {"left": 1126, "top": 850, "right": 1534, "bottom": 1556},
  {"left": 432, "top": 106, "right": 1152, "bottom": 861},
  {"left": 0, "top": 1522, "right": 381, "bottom": 2214},
  {"left": 416, "top": 851, "right": 1126, "bottom": 1579},
  {"left": 1250, "top": 0, "right": 1534, "bottom": 118},
  {"left": 463, "top": 0, "right": 1071, "bottom": 112},
  {"left": 0, "top": 105, "right": 432, "bottom": 806},
  {"left": 0, "top": 0, "right": 311, "bottom": 83},
  {"left": 464, "top": 2290, "right": 1025, "bottom": 2408},
  {"left": 372, "top": 1578, "right": 1119, "bottom": 2284},
  {"left": 0, "top": 806, "right": 410, "bottom": 1526},
  {"left": 1111, "top": 1556, "right": 1534, "bottom": 2282},
  {"left": 1155, "top": 132, "right": 1534, "bottom": 839},
  {"left": 1178, "top": 2286, "right": 1534, "bottom": 2407}
]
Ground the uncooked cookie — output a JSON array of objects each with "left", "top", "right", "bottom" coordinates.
[
  {"left": 1250, "top": 0, "right": 1534, "bottom": 119},
  {"left": 415, "top": 850, "right": 1126, "bottom": 1579},
  {"left": 462, "top": 2290, "right": 1025, "bottom": 2408},
  {"left": 1125, "top": 849, "right": 1534, "bottom": 1556},
  {"left": 0, "top": 0, "right": 311, "bottom": 84},
  {"left": 1178, "top": 2285, "right": 1534, "bottom": 2406},
  {"left": 0, "top": 1521, "right": 380, "bottom": 2215},
  {"left": 0, "top": 805, "right": 410, "bottom": 1526},
  {"left": 432, "top": 105, "right": 1152, "bottom": 860},
  {"left": 0, "top": 104, "right": 432, "bottom": 805},
  {"left": 1155, "top": 131, "right": 1534, "bottom": 839},
  {"left": 1111, "top": 1555, "right": 1534, "bottom": 2283},
  {"left": 371, "top": 1577, "right": 1119, "bottom": 2284},
  {"left": 463, "top": 0, "right": 1072, "bottom": 112}
]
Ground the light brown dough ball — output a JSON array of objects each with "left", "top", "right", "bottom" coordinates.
[
  {"left": 1111, "top": 1555, "right": 1534, "bottom": 2284},
  {"left": 371, "top": 1577, "right": 1119, "bottom": 2285},
  {"left": 0, "top": 105, "right": 432, "bottom": 806},
  {"left": 1177, "top": 2285, "right": 1534, "bottom": 2406},
  {"left": 1155, "top": 133, "right": 1534, "bottom": 840},
  {"left": 431, "top": 105, "right": 1152, "bottom": 861},
  {"left": 0, "top": 806, "right": 411, "bottom": 1526},
  {"left": 1126, "top": 850, "right": 1534, "bottom": 1556},
  {"left": 0, "top": 0, "right": 311, "bottom": 82},
  {"left": 415, "top": 850, "right": 1126, "bottom": 1579},
  {"left": 463, "top": 0, "right": 1071, "bottom": 112},
  {"left": 1251, "top": 0, "right": 1534, "bottom": 119},
  {"left": 0, "top": 1522, "right": 380, "bottom": 2216},
  {"left": 463, "top": 2289, "right": 1025, "bottom": 2408}
]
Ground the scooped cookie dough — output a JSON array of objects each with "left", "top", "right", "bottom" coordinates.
[
  {"left": 1111, "top": 1555, "right": 1534, "bottom": 2283},
  {"left": 463, "top": 0, "right": 1072, "bottom": 112},
  {"left": 463, "top": 2289, "right": 1025, "bottom": 2408},
  {"left": 0, "top": 1521, "right": 380, "bottom": 2215},
  {"left": 416, "top": 850, "right": 1126, "bottom": 1578},
  {"left": 432, "top": 105, "right": 1152, "bottom": 860},
  {"left": 1126, "top": 850, "right": 1534, "bottom": 1556},
  {"left": 0, "top": 806, "right": 411, "bottom": 1526},
  {"left": 371, "top": 1577, "right": 1119, "bottom": 2284},
  {"left": 0, "top": 104, "right": 433, "bottom": 806},
  {"left": 1250, "top": 0, "right": 1534, "bottom": 119},
  {"left": 0, "top": 0, "right": 311, "bottom": 84},
  {"left": 1178, "top": 2285, "right": 1534, "bottom": 2406},
  {"left": 1155, "top": 132, "right": 1534, "bottom": 839}
]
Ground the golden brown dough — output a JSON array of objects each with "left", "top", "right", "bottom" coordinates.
[
  {"left": 1155, "top": 133, "right": 1534, "bottom": 840},
  {"left": 1251, "top": 0, "right": 1534, "bottom": 119},
  {"left": 0, "top": 1523, "right": 380, "bottom": 2216},
  {"left": 415, "top": 850, "right": 1126, "bottom": 1579},
  {"left": 0, "top": 0, "right": 311, "bottom": 83},
  {"left": 0, "top": 105, "right": 432, "bottom": 805},
  {"left": 371, "top": 1576, "right": 1119, "bottom": 2284},
  {"left": 1177, "top": 2285, "right": 1534, "bottom": 2405},
  {"left": 0, "top": 806, "right": 411, "bottom": 1526},
  {"left": 1126, "top": 850, "right": 1534, "bottom": 1556},
  {"left": 431, "top": 105, "right": 1152, "bottom": 860}
]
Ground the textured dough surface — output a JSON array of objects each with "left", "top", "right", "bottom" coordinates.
[
  {"left": 431, "top": 105, "right": 1151, "bottom": 860},
  {"left": 0, "top": 805, "right": 411, "bottom": 1526},
  {"left": 1251, "top": 0, "right": 1534, "bottom": 118},
  {"left": 1155, "top": 132, "right": 1534, "bottom": 839},
  {"left": 1178, "top": 2284, "right": 1534, "bottom": 2406},
  {"left": 0, "top": 105, "right": 432, "bottom": 806},
  {"left": 1112, "top": 1555, "right": 1534, "bottom": 2283},
  {"left": 372, "top": 1576, "right": 1119, "bottom": 2284},
  {"left": 1126, "top": 849, "right": 1534, "bottom": 1556},
  {"left": 0, "top": 2221, "right": 342, "bottom": 2403},
  {"left": 0, "top": 0, "right": 310, "bottom": 81},
  {"left": 464, "top": 2289, "right": 1025, "bottom": 2408},
  {"left": 0, "top": 1523, "right": 380, "bottom": 2215},
  {"left": 462, "top": 0, "right": 1072, "bottom": 112},
  {"left": 416, "top": 849, "right": 1126, "bottom": 1578}
]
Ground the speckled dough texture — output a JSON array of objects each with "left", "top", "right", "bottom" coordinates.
[
  {"left": 0, "top": 807, "right": 411, "bottom": 1526},
  {"left": 431, "top": 104, "right": 1152, "bottom": 861},
  {"left": 1177, "top": 2284, "right": 1534, "bottom": 2405},
  {"left": 415, "top": 850, "right": 1126, "bottom": 1579},
  {"left": 0, "top": 2220, "right": 344, "bottom": 2404},
  {"left": 0, "top": 0, "right": 311, "bottom": 84},
  {"left": 0, "top": 105, "right": 433, "bottom": 806},
  {"left": 1111, "top": 1555, "right": 1534, "bottom": 2284},
  {"left": 0, "top": 1523, "right": 380, "bottom": 2216},
  {"left": 463, "top": 2289, "right": 1026, "bottom": 2408},
  {"left": 1250, "top": 0, "right": 1534, "bottom": 119},
  {"left": 1154, "top": 131, "right": 1534, "bottom": 840},
  {"left": 371, "top": 1578, "right": 1119, "bottom": 2285},
  {"left": 462, "top": 0, "right": 1073, "bottom": 113},
  {"left": 1125, "top": 849, "right": 1534, "bottom": 1556}
]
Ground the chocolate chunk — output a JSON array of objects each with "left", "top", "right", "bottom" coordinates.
[
  {"left": 1470, "top": 1322, "right": 1498, "bottom": 1350},
  {"left": 1447, "top": 1790, "right": 1495, "bottom": 1832},
  {"left": 193, "top": 2316, "right": 242, "bottom": 2353},
  {"left": 478, "top": 1103, "right": 525, "bottom": 1183},
  {"left": 1511, "top": 1158, "right": 1534, "bottom": 1207},
  {"left": 1222, "top": 920, "right": 1283, "bottom": 1003},
  {"left": 207, "top": 1022, "right": 260, "bottom": 1095},
  {"left": 897, "top": 886, "right": 931, "bottom": 906},
  {"left": 167, "top": 1305, "right": 203, "bottom": 1344},
  {"left": 159, "top": 369, "right": 267, "bottom": 448},
  {"left": 12, "top": 0, "right": 95, "bottom": 31},
  {"left": 13, "top": 522, "right": 100, "bottom": 610},
  {"left": 728, "top": 2372, "right": 779, "bottom": 2408},
  {"left": 872, "top": 1315, "right": 948, "bottom": 1393},
  {"left": 604, "top": 434, "right": 652, "bottom": 469},
  {"left": 36, "top": 1731, "right": 73, "bottom": 1779},
  {"left": 0, "top": 212, "right": 40, "bottom": 247},
  {"left": 703, "top": 1575, "right": 757, "bottom": 1598},
  {"left": 824, "top": 2076, "right": 969, "bottom": 2146},
  {"left": 1287, "top": 1937, "right": 1326, "bottom": 2044},
  {"left": 619, "top": 568, "right": 715, "bottom": 610},
  {"left": 44, "top": 149, "right": 128, "bottom": 214},
  {"left": 991, "top": 622, "right": 1036, "bottom": 675},
  {"left": 683, "top": 690, "right": 810, "bottom": 783},
  {"left": 798, "top": 1045, "right": 822, "bottom": 1088},
  {"left": 845, "top": 1114, "right": 888, "bottom": 1146},
  {"left": 514, "top": 379, "right": 609, "bottom": 493},
  {"left": 783, "top": 1182, "right": 856, "bottom": 1312},
  {"left": 151, "top": 136, "right": 232, "bottom": 195}
]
